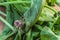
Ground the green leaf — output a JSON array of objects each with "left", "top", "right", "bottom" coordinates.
[
  {"left": 26, "top": 29, "right": 32, "bottom": 40},
  {"left": 41, "top": 27, "right": 60, "bottom": 40},
  {"left": 39, "top": 7, "right": 58, "bottom": 21},
  {"left": 56, "top": 0, "right": 60, "bottom": 6},
  {"left": 51, "top": 0, "right": 57, "bottom": 5},
  {"left": 55, "top": 14, "right": 60, "bottom": 24},
  {"left": 32, "top": 32, "right": 39, "bottom": 37},
  {"left": 24, "top": 0, "right": 46, "bottom": 31},
  {"left": 35, "top": 24, "right": 43, "bottom": 30},
  {"left": 0, "top": 1, "right": 31, "bottom": 5},
  {"left": 0, "top": 11, "right": 6, "bottom": 16},
  {"left": 10, "top": 5, "right": 20, "bottom": 20},
  {"left": 0, "top": 32, "right": 16, "bottom": 40},
  {"left": 9, "top": 0, "right": 31, "bottom": 13},
  {"left": 0, "top": 16, "right": 15, "bottom": 31},
  {"left": 2, "top": 5, "right": 14, "bottom": 35}
]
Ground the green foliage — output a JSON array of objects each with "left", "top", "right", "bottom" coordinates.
[
  {"left": 56, "top": 0, "right": 60, "bottom": 6},
  {"left": 41, "top": 27, "right": 60, "bottom": 40},
  {"left": 0, "top": 0, "right": 60, "bottom": 40},
  {"left": 47, "top": 0, "right": 57, "bottom": 5},
  {"left": 24, "top": 0, "right": 46, "bottom": 32}
]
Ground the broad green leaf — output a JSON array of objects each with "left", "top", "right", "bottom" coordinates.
[
  {"left": 41, "top": 27, "right": 60, "bottom": 40},
  {"left": 38, "top": 7, "right": 57, "bottom": 21},
  {"left": 24, "top": 0, "right": 46, "bottom": 27}
]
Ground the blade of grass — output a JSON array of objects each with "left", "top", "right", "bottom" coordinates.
[
  {"left": 18, "top": 28, "right": 22, "bottom": 40},
  {"left": 0, "top": 11, "right": 6, "bottom": 16},
  {"left": 0, "top": 31, "right": 16, "bottom": 40},
  {"left": 5, "top": 32, "right": 16, "bottom": 40},
  {"left": 26, "top": 29, "right": 32, "bottom": 40},
  {"left": 0, "top": 16, "right": 15, "bottom": 31},
  {"left": 14, "top": 33, "right": 18, "bottom": 40},
  {"left": 2, "top": 4, "right": 15, "bottom": 35},
  {"left": 0, "top": 1, "right": 31, "bottom": 5}
]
